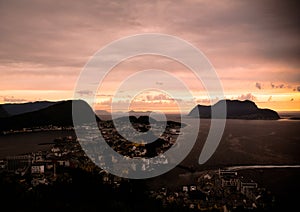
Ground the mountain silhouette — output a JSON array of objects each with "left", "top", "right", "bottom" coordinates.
[
  {"left": 0, "top": 100, "right": 100, "bottom": 132},
  {"left": 0, "top": 101, "right": 57, "bottom": 117},
  {"left": 0, "top": 99, "right": 280, "bottom": 132},
  {"left": 0, "top": 105, "right": 9, "bottom": 118},
  {"left": 188, "top": 100, "right": 280, "bottom": 120}
]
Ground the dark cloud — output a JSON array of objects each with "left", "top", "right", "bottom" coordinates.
[
  {"left": 0, "top": 0, "right": 299, "bottom": 93},
  {"left": 255, "top": 82, "right": 262, "bottom": 90},
  {"left": 297, "top": 86, "right": 300, "bottom": 92},
  {"left": 0, "top": 0, "right": 133, "bottom": 67},
  {"left": 271, "top": 83, "right": 275, "bottom": 88},
  {"left": 0, "top": 0, "right": 299, "bottom": 69},
  {"left": 271, "top": 83, "right": 294, "bottom": 89},
  {"left": 271, "top": 82, "right": 284, "bottom": 89},
  {"left": 165, "top": 0, "right": 300, "bottom": 68}
]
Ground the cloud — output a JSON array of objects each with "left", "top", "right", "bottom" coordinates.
[
  {"left": 237, "top": 93, "right": 257, "bottom": 101},
  {"left": 95, "top": 98, "right": 113, "bottom": 106},
  {"left": 297, "top": 86, "right": 300, "bottom": 92},
  {"left": 96, "top": 94, "right": 113, "bottom": 98},
  {"left": 196, "top": 97, "right": 219, "bottom": 105},
  {"left": 271, "top": 83, "right": 275, "bottom": 88},
  {"left": 76, "top": 90, "right": 94, "bottom": 96},
  {"left": 2, "top": 96, "right": 28, "bottom": 103},
  {"left": 290, "top": 98, "right": 294, "bottom": 101},
  {"left": 277, "top": 84, "right": 284, "bottom": 89},
  {"left": 271, "top": 83, "right": 292, "bottom": 89},
  {"left": 146, "top": 94, "right": 174, "bottom": 102},
  {"left": 0, "top": 0, "right": 299, "bottom": 99},
  {"left": 255, "top": 82, "right": 262, "bottom": 90},
  {"left": 1, "top": 0, "right": 299, "bottom": 70}
]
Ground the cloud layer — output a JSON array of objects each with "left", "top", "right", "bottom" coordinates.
[{"left": 0, "top": 0, "right": 299, "bottom": 110}]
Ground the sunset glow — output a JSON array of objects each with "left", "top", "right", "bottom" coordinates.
[{"left": 0, "top": 0, "right": 299, "bottom": 112}]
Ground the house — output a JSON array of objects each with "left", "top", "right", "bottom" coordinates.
[{"left": 31, "top": 165, "right": 45, "bottom": 174}]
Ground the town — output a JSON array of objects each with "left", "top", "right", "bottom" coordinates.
[{"left": 0, "top": 119, "right": 275, "bottom": 211}]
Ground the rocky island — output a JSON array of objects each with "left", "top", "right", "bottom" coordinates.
[{"left": 188, "top": 100, "right": 280, "bottom": 120}]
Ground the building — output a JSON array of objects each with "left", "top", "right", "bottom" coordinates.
[
  {"left": 31, "top": 165, "right": 45, "bottom": 174},
  {"left": 6, "top": 155, "right": 31, "bottom": 174}
]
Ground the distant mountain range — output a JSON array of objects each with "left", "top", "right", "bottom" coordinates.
[
  {"left": 0, "top": 99, "right": 280, "bottom": 132},
  {"left": 188, "top": 100, "right": 280, "bottom": 120},
  {"left": 96, "top": 110, "right": 153, "bottom": 117}
]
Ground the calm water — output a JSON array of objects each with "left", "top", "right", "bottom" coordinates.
[
  {"left": 0, "top": 118, "right": 299, "bottom": 165},
  {"left": 0, "top": 130, "right": 76, "bottom": 159}
]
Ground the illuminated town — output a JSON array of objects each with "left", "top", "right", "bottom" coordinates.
[{"left": 0, "top": 119, "right": 274, "bottom": 211}]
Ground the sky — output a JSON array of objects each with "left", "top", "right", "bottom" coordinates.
[{"left": 0, "top": 0, "right": 299, "bottom": 112}]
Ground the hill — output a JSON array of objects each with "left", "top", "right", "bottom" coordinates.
[
  {"left": 0, "top": 105, "right": 9, "bottom": 118},
  {"left": 188, "top": 100, "right": 280, "bottom": 120},
  {"left": 0, "top": 100, "right": 100, "bottom": 132},
  {"left": 0, "top": 101, "right": 57, "bottom": 117}
]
